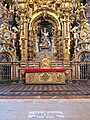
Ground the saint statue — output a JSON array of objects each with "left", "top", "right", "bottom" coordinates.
[{"left": 40, "top": 27, "right": 51, "bottom": 50}]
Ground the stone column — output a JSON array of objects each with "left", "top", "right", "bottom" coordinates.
[
  {"left": 56, "top": 29, "right": 63, "bottom": 60},
  {"left": 20, "top": 14, "right": 28, "bottom": 61},
  {"left": 62, "top": 14, "right": 70, "bottom": 61},
  {"left": 28, "top": 27, "right": 35, "bottom": 61},
  {"left": 28, "top": 27, "right": 33, "bottom": 61}
]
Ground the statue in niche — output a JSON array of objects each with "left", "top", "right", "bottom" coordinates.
[{"left": 39, "top": 27, "right": 51, "bottom": 51}]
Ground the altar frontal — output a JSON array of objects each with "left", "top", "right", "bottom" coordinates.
[{"left": 25, "top": 68, "right": 66, "bottom": 84}]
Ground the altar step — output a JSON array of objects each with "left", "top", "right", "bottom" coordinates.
[{"left": 0, "top": 83, "right": 90, "bottom": 97}]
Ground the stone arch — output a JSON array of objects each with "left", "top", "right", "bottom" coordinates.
[
  {"left": 76, "top": 50, "right": 90, "bottom": 61},
  {"left": 29, "top": 9, "right": 60, "bottom": 29},
  {"left": 28, "top": 8, "right": 61, "bottom": 60},
  {"left": 0, "top": 52, "right": 13, "bottom": 62}
]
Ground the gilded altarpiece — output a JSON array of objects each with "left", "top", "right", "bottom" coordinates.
[
  {"left": 1, "top": 0, "right": 90, "bottom": 83},
  {"left": 16, "top": 0, "right": 74, "bottom": 61},
  {"left": 14, "top": 0, "right": 82, "bottom": 83}
]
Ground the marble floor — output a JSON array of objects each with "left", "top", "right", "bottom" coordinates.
[{"left": 0, "top": 99, "right": 90, "bottom": 120}]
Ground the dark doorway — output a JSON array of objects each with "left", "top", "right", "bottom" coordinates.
[
  {"left": 80, "top": 64, "right": 89, "bottom": 79},
  {"left": 80, "top": 52, "right": 90, "bottom": 79},
  {"left": 0, "top": 64, "right": 11, "bottom": 80}
]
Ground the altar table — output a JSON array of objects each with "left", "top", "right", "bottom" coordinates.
[{"left": 25, "top": 68, "right": 66, "bottom": 84}]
